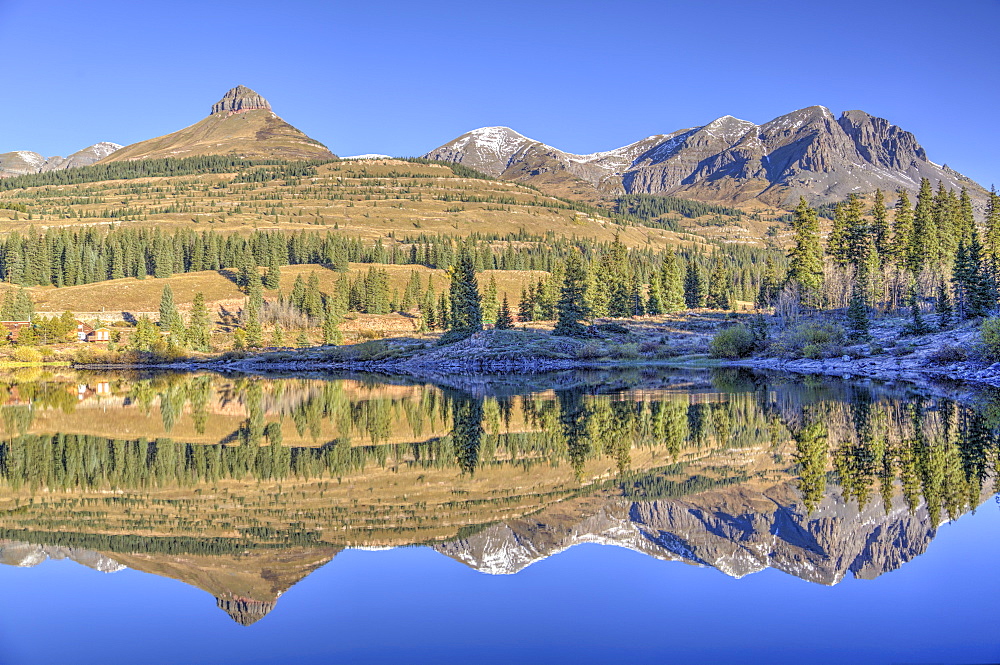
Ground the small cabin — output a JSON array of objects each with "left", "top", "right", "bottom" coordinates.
[
  {"left": 0, "top": 321, "right": 32, "bottom": 343},
  {"left": 76, "top": 322, "right": 95, "bottom": 342},
  {"left": 86, "top": 327, "right": 111, "bottom": 343}
]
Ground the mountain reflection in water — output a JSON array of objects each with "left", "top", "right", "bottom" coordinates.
[{"left": 0, "top": 368, "right": 995, "bottom": 626}]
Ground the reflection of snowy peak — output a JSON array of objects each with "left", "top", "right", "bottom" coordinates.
[
  {"left": 0, "top": 540, "right": 125, "bottom": 573},
  {"left": 433, "top": 484, "right": 952, "bottom": 584},
  {"left": 425, "top": 107, "right": 986, "bottom": 206}
]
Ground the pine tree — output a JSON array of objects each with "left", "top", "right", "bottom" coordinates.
[
  {"left": 910, "top": 178, "right": 937, "bottom": 274},
  {"left": 322, "top": 300, "right": 342, "bottom": 344},
  {"left": 683, "top": 259, "right": 704, "bottom": 309},
  {"left": 244, "top": 275, "right": 264, "bottom": 348},
  {"left": 440, "top": 247, "right": 481, "bottom": 344},
  {"left": 827, "top": 202, "right": 850, "bottom": 266},
  {"left": 554, "top": 251, "right": 590, "bottom": 337},
  {"left": 786, "top": 198, "right": 824, "bottom": 307},
  {"left": 985, "top": 187, "right": 1000, "bottom": 261},
  {"left": 935, "top": 279, "right": 952, "bottom": 329},
  {"left": 130, "top": 315, "right": 158, "bottom": 351},
  {"left": 271, "top": 324, "right": 285, "bottom": 347},
  {"left": 187, "top": 292, "right": 210, "bottom": 351},
  {"left": 660, "top": 250, "right": 685, "bottom": 312},
  {"left": 158, "top": 285, "right": 179, "bottom": 329},
  {"left": 646, "top": 272, "right": 664, "bottom": 315},
  {"left": 263, "top": 253, "right": 281, "bottom": 290},
  {"left": 496, "top": 295, "right": 514, "bottom": 330},
  {"left": 705, "top": 257, "right": 730, "bottom": 310},
  {"left": 870, "top": 189, "right": 890, "bottom": 256},
  {"left": 846, "top": 286, "right": 869, "bottom": 341},
  {"left": 482, "top": 275, "right": 499, "bottom": 325},
  {"left": 892, "top": 190, "right": 915, "bottom": 267}
]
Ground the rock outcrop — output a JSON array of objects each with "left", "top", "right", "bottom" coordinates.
[{"left": 210, "top": 85, "right": 272, "bottom": 115}]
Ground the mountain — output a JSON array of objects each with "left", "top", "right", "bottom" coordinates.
[
  {"left": 424, "top": 108, "right": 986, "bottom": 207},
  {"left": 0, "top": 142, "right": 122, "bottom": 178},
  {"left": 100, "top": 85, "right": 336, "bottom": 163}
]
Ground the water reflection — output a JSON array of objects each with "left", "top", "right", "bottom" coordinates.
[{"left": 0, "top": 368, "right": 996, "bottom": 625}]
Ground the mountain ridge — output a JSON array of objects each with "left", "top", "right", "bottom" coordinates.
[
  {"left": 424, "top": 107, "right": 987, "bottom": 207},
  {"left": 0, "top": 142, "right": 122, "bottom": 178}
]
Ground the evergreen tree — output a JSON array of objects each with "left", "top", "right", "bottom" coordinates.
[
  {"left": 496, "top": 295, "right": 514, "bottom": 330},
  {"left": 263, "top": 253, "right": 281, "bottom": 290},
  {"left": 910, "top": 178, "right": 937, "bottom": 274},
  {"left": 827, "top": 202, "right": 850, "bottom": 267},
  {"left": 660, "top": 250, "right": 685, "bottom": 312},
  {"left": 482, "top": 274, "right": 499, "bottom": 325},
  {"left": 187, "top": 292, "right": 211, "bottom": 351},
  {"left": 892, "top": 190, "right": 915, "bottom": 267},
  {"left": 985, "top": 187, "right": 1000, "bottom": 261},
  {"left": 158, "top": 285, "right": 180, "bottom": 329},
  {"left": 322, "top": 300, "right": 342, "bottom": 344},
  {"left": 786, "top": 198, "right": 824, "bottom": 307},
  {"left": 441, "top": 247, "right": 482, "bottom": 344},
  {"left": 846, "top": 286, "right": 869, "bottom": 341},
  {"left": 646, "top": 272, "right": 664, "bottom": 315},
  {"left": 705, "top": 257, "right": 731, "bottom": 310},
  {"left": 683, "top": 259, "right": 704, "bottom": 309},
  {"left": 553, "top": 251, "right": 590, "bottom": 337},
  {"left": 870, "top": 189, "right": 890, "bottom": 256},
  {"left": 130, "top": 315, "right": 159, "bottom": 351},
  {"left": 935, "top": 279, "right": 952, "bottom": 329},
  {"left": 271, "top": 324, "right": 285, "bottom": 347},
  {"left": 244, "top": 275, "right": 264, "bottom": 348}
]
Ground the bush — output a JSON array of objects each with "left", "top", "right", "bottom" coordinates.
[
  {"left": 575, "top": 342, "right": 605, "bottom": 360},
  {"left": 928, "top": 343, "right": 969, "bottom": 364},
  {"left": 12, "top": 347, "right": 43, "bottom": 363},
  {"left": 709, "top": 324, "right": 757, "bottom": 359},
  {"left": 770, "top": 321, "right": 846, "bottom": 359},
  {"left": 609, "top": 342, "right": 640, "bottom": 359},
  {"left": 979, "top": 317, "right": 1000, "bottom": 361}
]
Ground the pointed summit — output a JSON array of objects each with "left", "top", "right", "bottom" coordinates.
[
  {"left": 211, "top": 85, "right": 272, "bottom": 115},
  {"left": 101, "top": 85, "right": 335, "bottom": 163}
]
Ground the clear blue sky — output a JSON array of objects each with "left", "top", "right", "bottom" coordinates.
[{"left": 2, "top": 0, "right": 997, "bottom": 187}]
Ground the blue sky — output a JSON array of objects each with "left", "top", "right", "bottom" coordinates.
[{"left": 2, "top": 0, "right": 997, "bottom": 187}]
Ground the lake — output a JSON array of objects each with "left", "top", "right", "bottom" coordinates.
[{"left": 0, "top": 368, "right": 996, "bottom": 664}]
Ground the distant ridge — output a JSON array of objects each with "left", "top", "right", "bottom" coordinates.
[
  {"left": 100, "top": 85, "right": 335, "bottom": 163},
  {"left": 425, "top": 108, "right": 987, "bottom": 206},
  {"left": 0, "top": 142, "right": 122, "bottom": 178}
]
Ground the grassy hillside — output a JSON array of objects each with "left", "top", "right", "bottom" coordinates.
[{"left": 0, "top": 158, "right": 701, "bottom": 250}]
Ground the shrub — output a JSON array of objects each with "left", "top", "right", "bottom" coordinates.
[
  {"left": 610, "top": 342, "right": 640, "bottom": 359},
  {"left": 709, "top": 324, "right": 757, "bottom": 359},
  {"left": 978, "top": 317, "right": 1000, "bottom": 361},
  {"left": 12, "top": 347, "right": 43, "bottom": 363},
  {"left": 575, "top": 342, "right": 605, "bottom": 360},
  {"left": 928, "top": 343, "right": 969, "bottom": 364},
  {"left": 770, "top": 321, "right": 846, "bottom": 359}
]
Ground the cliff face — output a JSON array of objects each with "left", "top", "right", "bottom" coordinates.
[{"left": 425, "top": 107, "right": 986, "bottom": 206}]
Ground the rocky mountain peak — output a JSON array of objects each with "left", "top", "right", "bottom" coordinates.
[{"left": 211, "top": 85, "right": 272, "bottom": 115}]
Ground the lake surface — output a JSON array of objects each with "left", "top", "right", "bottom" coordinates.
[{"left": 0, "top": 368, "right": 996, "bottom": 664}]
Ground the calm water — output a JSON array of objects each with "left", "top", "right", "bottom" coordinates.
[{"left": 0, "top": 368, "right": 996, "bottom": 664}]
